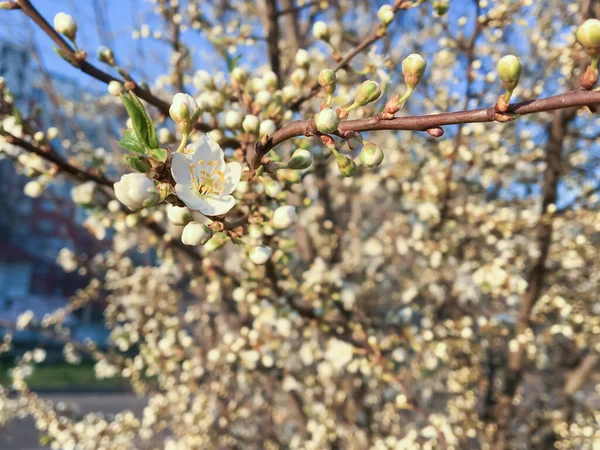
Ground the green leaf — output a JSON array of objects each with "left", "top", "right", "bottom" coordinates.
[
  {"left": 226, "top": 54, "right": 242, "bottom": 73},
  {"left": 118, "top": 131, "right": 145, "bottom": 154},
  {"left": 125, "top": 155, "right": 150, "bottom": 173},
  {"left": 119, "top": 92, "right": 158, "bottom": 150},
  {"left": 147, "top": 147, "right": 168, "bottom": 163}
]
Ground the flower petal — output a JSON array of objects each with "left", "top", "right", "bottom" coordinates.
[
  {"left": 172, "top": 153, "right": 193, "bottom": 185},
  {"left": 200, "top": 195, "right": 236, "bottom": 216},
  {"left": 224, "top": 161, "right": 242, "bottom": 194},
  {"left": 175, "top": 183, "right": 208, "bottom": 211},
  {"left": 189, "top": 134, "right": 224, "bottom": 165}
]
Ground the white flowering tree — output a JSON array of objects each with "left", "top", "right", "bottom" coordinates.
[{"left": 1, "top": 0, "right": 600, "bottom": 449}]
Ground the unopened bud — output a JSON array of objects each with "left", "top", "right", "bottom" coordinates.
[
  {"left": 97, "top": 46, "right": 115, "bottom": 65},
  {"left": 377, "top": 5, "right": 394, "bottom": 26},
  {"left": 242, "top": 114, "right": 260, "bottom": 135},
  {"left": 249, "top": 245, "right": 272, "bottom": 265},
  {"left": 359, "top": 142, "right": 384, "bottom": 168},
  {"left": 576, "top": 19, "right": 600, "bottom": 58},
  {"left": 497, "top": 55, "right": 522, "bottom": 92},
  {"left": 108, "top": 80, "right": 123, "bottom": 96},
  {"left": 113, "top": 173, "right": 159, "bottom": 210},
  {"left": 34, "top": 131, "right": 45, "bottom": 143},
  {"left": 231, "top": 67, "right": 249, "bottom": 85},
  {"left": 263, "top": 71, "right": 278, "bottom": 89},
  {"left": 272, "top": 205, "right": 297, "bottom": 230},
  {"left": 47, "top": 127, "right": 58, "bottom": 140},
  {"left": 312, "top": 21, "right": 330, "bottom": 41},
  {"left": 259, "top": 119, "right": 276, "bottom": 138},
  {"left": 318, "top": 69, "right": 337, "bottom": 94},
  {"left": 225, "top": 110, "right": 243, "bottom": 129},
  {"left": 333, "top": 151, "right": 357, "bottom": 177},
  {"left": 169, "top": 93, "right": 199, "bottom": 134},
  {"left": 54, "top": 12, "right": 77, "bottom": 41},
  {"left": 167, "top": 205, "right": 192, "bottom": 226},
  {"left": 181, "top": 221, "right": 213, "bottom": 246},
  {"left": 402, "top": 54, "right": 427, "bottom": 89},
  {"left": 348, "top": 80, "right": 381, "bottom": 111},
  {"left": 290, "top": 68, "right": 308, "bottom": 87},
  {"left": 288, "top": 148, "right": 313, "bottom": 170},
  {"left": 315, "top": 107, "right": 340, "bottom": 134},
  {"left": 295, "top": 49, "right": 310, "bottom": 68}
]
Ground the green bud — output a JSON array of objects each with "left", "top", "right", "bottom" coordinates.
[
  {"left": 359, "top": 142, "right": 384, "bottom": 168},
  {"left": 318, "top": 69, "right": 337, "bottom": 93},
  {"left": 402, "top": 54, "right": 427, "bottom": 89},
  {"left": 496, "top": 55, "right": 522, "bottom": 91},
  {"left": 377, "top": 5, "right": 395, "bottom": 26},
  {"left": 288, "top": 148, "right": 313, "bottom": 170},
  {"left": 576, "top": 19, "right": 600, "bottom": 58},
  {"left": 97, "top": 46, "right": 115, "bottom": 65},
  {"left": 347, "top": 80, "right": 382, "bottom": 111},
  {"left": 334, "top": 153, "right": 357, "bottom": 177},
  {"left": 315, "top": 107, "right": 340, "bottom": 134}
]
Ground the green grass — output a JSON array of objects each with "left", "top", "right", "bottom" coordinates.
[{"left": 0, "top": 362, "right": 126, "bottom": 390}]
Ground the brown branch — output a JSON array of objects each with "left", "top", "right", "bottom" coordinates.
[
  {"left": 249, "top": 89, "right": 600, "bottom": 170},
  {"left": 2, "top": 131, "right": 113, "bottom": 187},
  {"left": 13, "top": 0, "right": 210, "bottom": 128},
  {"left": 290, "top": 0, "right": 416, "bottom": 110},
  {"left": 263, "top": 0, "right": 282, "bottom": 83}
]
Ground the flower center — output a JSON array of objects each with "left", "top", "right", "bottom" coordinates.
[{"left": 188, "top": 160, "right": 227, "bottom": 197}]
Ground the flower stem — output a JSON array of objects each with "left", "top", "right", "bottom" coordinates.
[{"left": 176, "top": 133, "right": 189, "bottom": 153}]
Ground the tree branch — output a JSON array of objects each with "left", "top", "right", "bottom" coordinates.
[{"left": 249, "top": 89, "right": 600, "bottom": 170}]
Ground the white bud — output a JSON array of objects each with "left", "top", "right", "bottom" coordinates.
[
  {"left": 272, "top": 205, "right": 297, "bottom": 230},
  {"left": 107, "top": 200, "right": 121, "bottom": 213},
  {"left": 288, "top": 148, "right": 312, "bottom": 170},
  {"left": 34, "top": 131, "right": 45, "bottom": 142},
  {"left": 167, "top": 205, "right": 192, "bottom": 226},
  {"left": 181, "top": 221, "right": 213, "bottom": 246},
  {"left": 242, "top": 114, "right": 260, "bottom": 135},
  {"left": 290, "top": 68, "right": 308, "bottom": 87},
  {"left": 255, "top": 90, "right": 273, "bottom": 106},
  {"left": 377, "top": 5, "right": 395, "bottom": 26},
  {"left": 295, "top": 49, "right": 310, "bottom": 68},
  {"left": 231, "top": 67, "right": 249, "bottom": 84},
  {"left": 53, "top": 12, "right": 77, "bottom": 41},
  {"left": 265, "top": 179, "right": 282, "bottom": 198},
  {"left": 262, "top": 71, "right": 278, "bottom": 89},
  {"left": 24, "top": 180, "right": 44, "bottom": 198},
  {"left": 225, "top": 110, "right": 243, "bottom": 129},
  {"left": 158, "top": 127, "right": 173, "bottom": 144},
  {"left": 315, "top": 107, "right": 340, "bottom": 134},
  {"left": 113, "top": 173, "right": 160, "bottom": 210},
  {"left": 169, "top": 93, "right": 199, "bottom": 134},
  {"left": 312, "top": 21, "right": 330, "bottom": 41},
  {"left": 47, "top": 127, "right": 58, "bottom": 140},
  {"left": 281, "top": 85, "right": 299, "bottom": 102},
  {"left": 259, "top": 119, "right": 276, "bottom": 138},
  {"left": 249, "top": 245, "right": 272, "bottom": 265},
  {"left": 107, "top": 80, "right": 123, "bottom": 96}
]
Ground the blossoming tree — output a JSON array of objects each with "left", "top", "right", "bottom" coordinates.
[{"left": 0, "top": 0, "right": 599, "bottom": 449}]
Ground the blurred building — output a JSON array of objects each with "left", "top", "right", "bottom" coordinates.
[{"left": 0, "top": 42, "right": 109, "bottom": 318}]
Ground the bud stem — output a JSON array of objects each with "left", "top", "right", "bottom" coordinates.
[
  {"left": 176, "top": 133, "right": 189, "bottom": 153},
  {"left": 397, "top": 86, "right": 414, "bottom": 107}
]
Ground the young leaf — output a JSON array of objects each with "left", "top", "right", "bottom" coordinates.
[
  {"left": 147, "top": 147, "right": 168, "bottom": 163},
  {"left": 118, "top": 130, "right": 145, "bottom": 154},
  {"left": 119, "top": 92, "right": 158, "bottom": 150},
  {"left": 226, "top": 54, "right": 242, "bottom": 73},
  {"left": 125, "top": 155, "right": 150, "bottom": 173}
]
